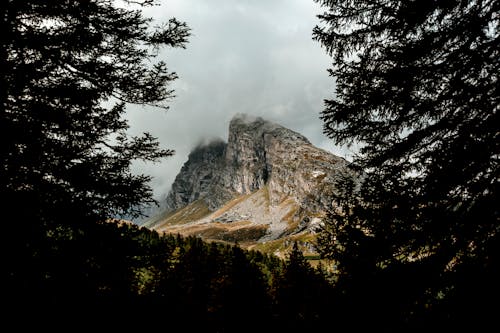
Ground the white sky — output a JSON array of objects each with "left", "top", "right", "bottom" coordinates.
[{"left": 125, "top": 0, "right": 353, "bottom": 200}]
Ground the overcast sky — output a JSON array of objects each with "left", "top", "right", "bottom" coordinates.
[{"left": 125, "top": 0, "right": 351, "bottom": 201}]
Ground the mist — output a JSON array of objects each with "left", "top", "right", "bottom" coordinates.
[{"left": 125, "top": 0, "right": 351, "bottom": 201}]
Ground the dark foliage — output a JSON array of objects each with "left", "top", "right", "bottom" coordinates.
[
  {"left": 273, "top": 242, "right": 335, "bottom": 331},
  {"left": 1, "top": 0, "right": 190, "bottom": 225},
  {"left": 5, "top": 219, "right": 334, "bottom": 331},
  {"left": 314, "top": 0, "right": 499, "bottom": 330},
  {"left": 0, "top": 0, "right": 188, "bottom": 323}
]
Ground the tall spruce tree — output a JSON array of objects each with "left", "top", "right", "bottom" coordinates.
[
  {"left": 314, "top": 0, "right": 499, "bottom": 328},
  {"left": 1, "top": 0, "right": 189, "bottom": 305},
  {"left": 1, "top": 0, "right": 189, "bottom": 224}
]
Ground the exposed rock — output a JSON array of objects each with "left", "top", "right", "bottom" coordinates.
[
  {"left": 143, "top": 113, "right": 352, "bottom": 251},
  {"left": 164, "top": 139, "right": 226, "bottom": 211}
]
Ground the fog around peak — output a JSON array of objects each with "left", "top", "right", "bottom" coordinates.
[
  {"left": 192, "top": 136, "right": 226, "bottom": 149},
  {"left": 125, "top": 0, "right": 354, "bottom": 201},
  {"left": 231, "top": 113, "right": 264, "bottom": 124}
]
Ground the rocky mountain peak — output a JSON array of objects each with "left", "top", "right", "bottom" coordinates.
[
  {"left": 228, "top": 113, "right": 310, "bottom": 145},
  {"left": 145, "top": 114, "right": 350, "bottom": 253},
  {"left": 164, "top": 138, "right": 226, "bottom": 212},
  {"left": 222, "top": 114, "right": 313, "bottom": 195}
]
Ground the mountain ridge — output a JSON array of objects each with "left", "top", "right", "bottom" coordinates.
[{"left": 144, "top": 114, "right": 350, "bottom": 255}]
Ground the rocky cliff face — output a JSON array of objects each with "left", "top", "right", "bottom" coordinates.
[
  {"left": 164, "top": 139, "right": 226, "bottom": 211},
  {"left": 144, "top": 114, "right": 350, "bottom": 254}
]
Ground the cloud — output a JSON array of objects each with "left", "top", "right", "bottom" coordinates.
[{"left": 125, "top": 0, "right": 349, "bottom": 201}]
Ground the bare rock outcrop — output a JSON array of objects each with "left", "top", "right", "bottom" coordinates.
[{"left": 145, "top": 113, "right": 350, "bottom": 245}]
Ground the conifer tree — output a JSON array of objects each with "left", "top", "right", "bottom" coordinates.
[
  {"left": 314, "top": 0, "right": 499, "bottom": 328},
  {"left": 1, "top": 0, "right": 189, "bottom": 308},
  {"left": 273, "top": 242, "right": 325, "bottom": 329},
  {"left": 1, "top": 0, "right": 190, "bottom": 227}
]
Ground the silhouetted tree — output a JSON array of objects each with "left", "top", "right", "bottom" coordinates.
[
  {"left": 2, "top": 0, "right": 189, "bottom": 311},
  {"left": 2, "top": 0, "right": 189, "bottom": 224},
  {"left": 222, "top": 245, "right": 271, "bottom": 331},
  {"left": 273, "top": 242, "right": 333, "bottom": 331},
  {"left": 314, "top": 0, "right": 499, "bottom": 329}
]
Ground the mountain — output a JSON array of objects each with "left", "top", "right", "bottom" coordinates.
[{"left": 143, "top": 114, "right": 350, "bottom": 256}]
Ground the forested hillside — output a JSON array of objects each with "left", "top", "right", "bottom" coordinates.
[{"left": 9, "top": 218, "right": 335, "bottom": 331}]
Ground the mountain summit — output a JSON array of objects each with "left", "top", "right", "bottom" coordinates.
[{"left": 144, "top": 114, "right": 349, "bottom": 255}]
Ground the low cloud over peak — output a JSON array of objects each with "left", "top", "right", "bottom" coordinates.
[{"left": 126, "top": 0, "right": 350, "bottom": 200}]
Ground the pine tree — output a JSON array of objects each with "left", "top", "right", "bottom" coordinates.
[
  {"left": 273, "top": 242, "right": 324, "bottom": 330},
  {"left": 1, "top": 0, "right": 189, "bottom": 227},
  {"left": 314, "top": 0, "right": 499, "bottom": 328},
  {"left": 1, "top": 0, "right": 189, "bottom": 310}
]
